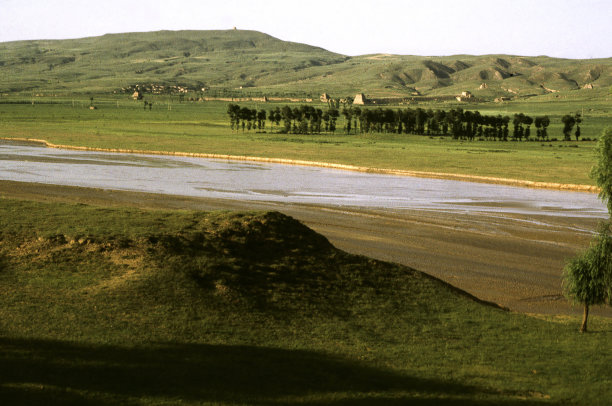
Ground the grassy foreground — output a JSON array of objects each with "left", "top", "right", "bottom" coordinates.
[
  {"left": 0, "top": 96, "right": 610, "bottom": 185},
  {"left": 1, "top": 198, "right": 611, "bottom": 405}
]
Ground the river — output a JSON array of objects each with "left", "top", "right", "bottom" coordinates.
[{"left": 0, "top": 141, "right": 606, "bottom": 218}]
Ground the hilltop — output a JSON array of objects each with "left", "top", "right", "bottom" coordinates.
[{"left": 0, "top": 29, "right": 610, "bottom": 100}]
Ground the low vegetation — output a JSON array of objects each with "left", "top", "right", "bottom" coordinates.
[{"left": 0, "top": 198, "right": 611, "bottom": 404}]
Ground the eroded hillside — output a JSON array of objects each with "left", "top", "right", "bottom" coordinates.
[{"left": 0, "top": 29, "right": 610, "bottom": 99}]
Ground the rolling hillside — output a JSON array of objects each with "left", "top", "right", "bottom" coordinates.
[{"left": 0, "top": 29, "right": 610, "bottom": 99}]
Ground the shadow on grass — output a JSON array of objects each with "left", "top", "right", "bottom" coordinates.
[{"left": 0, "top": 337, "right": 552, "bottom": 405}]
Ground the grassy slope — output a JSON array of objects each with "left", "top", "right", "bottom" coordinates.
[
  {"left": 0, "top": 30, "right": 610, "bottom": 98},
  {"left": 0, "top": 198, "right": 611, "bottom": 405},
  {"left": 0, "top": 98, "right": 609, "bottom": 185}
]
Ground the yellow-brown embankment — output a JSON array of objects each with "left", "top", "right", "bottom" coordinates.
[{"left": 3, "top": 137, "right": 600, "bottom": 193}]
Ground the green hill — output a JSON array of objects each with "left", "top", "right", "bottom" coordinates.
[
  {"left": 0, "top": 29, "right": 610, "bottom": 100},
  {"left": 1, "top": 198, "right": 612, "bottom": 404}
]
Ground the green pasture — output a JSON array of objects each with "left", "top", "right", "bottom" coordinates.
[
  {"left": 1, "top": 96, "right": 610, "bottom": 185},
  {"left": 0, "top": 198, "right": 611, "bottom": 405}
]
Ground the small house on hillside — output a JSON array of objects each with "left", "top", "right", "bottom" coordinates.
[
  {"left": 320, "top": 93, "right": 330, "bottom": 102},
  {"left": 353, "top": 93, "right": 367, "bottom": 105},
  {"left": 132, "top": 90, "right": 143, "bottom": 100}
]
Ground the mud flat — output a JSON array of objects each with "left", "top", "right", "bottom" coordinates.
[{"left": 2, "top": 180, "right": 609, "bottom": 317}]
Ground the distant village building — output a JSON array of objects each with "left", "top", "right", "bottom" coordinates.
[
  {"left": 479, "top": 83, "right": 488, "bottom": 90},
  {"left": 494, "top": 97, "right": 511, "bottom": 103},
  {"left": 456, "top": 91, "right": 473, "bottom": 102},
  {"left": 132, "top": 90, "right": 143, "bottom": 100},
  {"left": 320, "top": 93, "right": 330, "bottom": 102},
  {"left": 353, "top": 93, "right": 367, "bottom": 105}
]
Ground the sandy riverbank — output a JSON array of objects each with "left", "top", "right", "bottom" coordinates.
[
  {"left": 2, "top": 137, "right": 600, "bottom": 193},
  {"left": 1, "top": 180, "right": 609, "bottom": 318}
]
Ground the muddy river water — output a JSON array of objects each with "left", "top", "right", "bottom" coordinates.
[{"left": 0, "top": 141, "right": 606, "bottom": 218}]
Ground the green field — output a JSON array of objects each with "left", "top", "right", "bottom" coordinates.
[
  {"left": 0, "top": 198, "right": 611, "bottom": 405},
  {"left": 1, "top": 95, "right": 610, "bottom": 185}
]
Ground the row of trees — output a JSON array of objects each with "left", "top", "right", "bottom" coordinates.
[
  {"left": 228, "top": 104, "right": 584, "bottom": 141},
  {"left": 227, "top": 104, "right": 268, "bottom": 131},
  {"left": 564, "top": 127, "right": 612, "bottom": 332},
  {"left": 227, "top": 104, "right": 340, "bottom": 134}
]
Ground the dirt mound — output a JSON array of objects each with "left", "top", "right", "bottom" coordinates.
[{"left": 1, "top": 200, "right": 490, "bottom": 321}]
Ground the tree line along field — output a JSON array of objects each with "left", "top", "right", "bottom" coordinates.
[
  {"left": 228, "top": 103, "right": 585, "bottom": 142},
  {"left": 0, "top": 94, "right": 610, "bottom": 185}
]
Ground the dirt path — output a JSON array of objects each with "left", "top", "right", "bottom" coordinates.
[{"left": 2, "top": 180, "right": 609, "bottom": 318}]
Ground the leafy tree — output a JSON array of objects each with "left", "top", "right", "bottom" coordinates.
[
  {"left": 523, "top": 115, "right": 533, "bottom": 140},
  {"left": 322, "top": 110, "right": 330, "bottom": 132},
  {"left": 281, "top": 105, "right": 293, "bottom": 133},
  {"left": 342, "top": 107, "right": 352, "bottom": 134},
  {"left": 534, "top": 116, "right": 544, "bottom": 140},
  {"left": 561, "top": 114, "right": 576, "bottom": 141},
  {"left": 574, "top": 112, "right": 582, "bottom": 141},
  {"left": 512, "top": 113, "right": 532, "bottom": 141},
  {"left": 540, "top": 115, "right": 550, "bottom": 140},
  {"left": 227, "top": 103, "right": 241, "bottom": 131},
  {"left": 328, "top": 108, "right": 339, "bottom": 134},
  {"left": 590, "top": 128, "right": 612, "bottom": 213},
  {"left": 257, "top": 109, "right": 266, "bottom": 131},
  {"left": 562, "top": 222, "right": 612, "bottom": 332},
  {"left": 272, "top": 107, "right": 281, "bottom": 129},
  {"left": 353, "top": 107, "right": 362, "bottom": 133}
]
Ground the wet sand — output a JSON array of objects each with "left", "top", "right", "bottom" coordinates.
[{"left": 1, "top": 180, "right": 609, "bottom": 317}]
